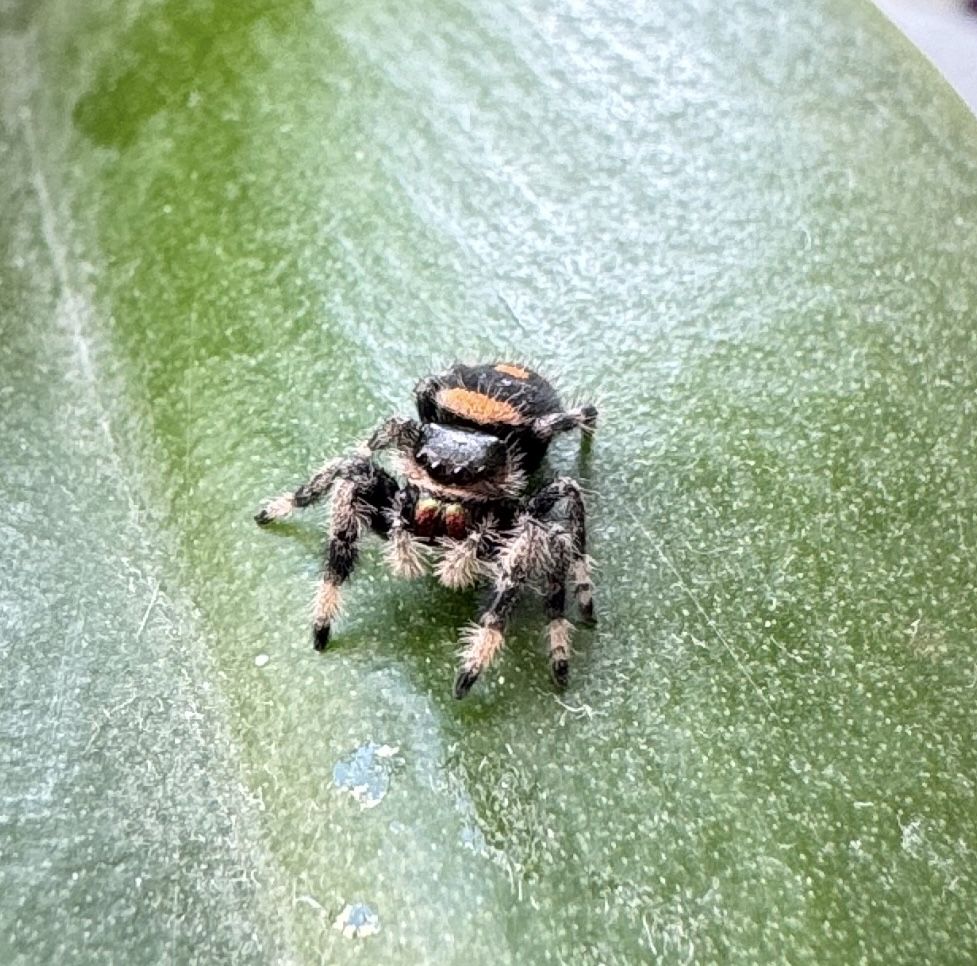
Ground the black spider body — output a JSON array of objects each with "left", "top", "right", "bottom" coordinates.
[
  {"left": 256, "top": 362, "right": 596, "bottom": 697},
  {"left": 415, "top": 362, "right": 566, "bottom": 473}
]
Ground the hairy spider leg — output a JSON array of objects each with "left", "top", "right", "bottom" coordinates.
[
  {"left": 453, "top": 515, "right": 553, "bottom": 698},
  {"left": 366, "top": 416, "right": 421, "bottom": 453},
  {"left": 254, "top": 458, "right": 345, "bottom": 524},
  {"left": 528, "top": 476, "right": 595, "bottom": 625},
  {"left": 542, "top": 541, "right": 573, "bottom": 689},
  {"left": 434, "top": 513, "right": 506, "bottom": 589},
  {"left": 531, "top": 404, "right": 598, "bottom": 442},
  {"left": 383, "top": 487, "right": 427, "bottom": 579},
  {"left": 254, "top": 416, "right": 418, "bottom": 525},
  {"left": 413, "top": 375, "right": 442, "bottom": 424},
  {"left": 528, "top": 477, "right": 598, "bottom": 687},
  {"left": 312, "top": 464, "right": 398, "bottom": 650}
]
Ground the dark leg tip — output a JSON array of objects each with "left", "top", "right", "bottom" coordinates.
[
  {"left": 551, "top": 659, "right": 570, "bottom": 689},
  {"left": 580, "top": 404, "right": 598, "bottom": 432},
  {"left": 453, "top": 668, "right": 480, "bottom": 699},
  {"left": 312, "top": 623, "right": 331, "bottom": 652},
  {"left": 254, "top": 508, "right": 272, "bottom": 526},
  {"left": 578, "top": 607, "right": 597, "bottom": 628}
]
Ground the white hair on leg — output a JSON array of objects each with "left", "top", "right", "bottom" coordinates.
[
  {"left": 572, "top": 555, "right": 594, "bottom": 611},
  {"left": 258, "top": 492, "right": 295, "bottom": 522},
  {"left": 547, "top": 617, "right": 573, "bottom": 662},
  {"left": 384, "top": 526, "right": 427, "bottom": 579},
  {"left": 436, "top": 534, "right": 485, "bottom": 588},
  {"left": 312, "top": 578, "right": 343, "bottom": 626},
  {"left": 497, "top": 516, "right": 552, "bottom": 581},
  {"left": 331, "top": 480, "right": 370, "bottom": 535},
  {"left": 458, "top": 623, "right": 506, "bottom": 676}
]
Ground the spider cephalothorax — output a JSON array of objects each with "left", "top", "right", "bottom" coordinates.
[{"left": 255, "top": 362, "right": 597, "bottom": 698}]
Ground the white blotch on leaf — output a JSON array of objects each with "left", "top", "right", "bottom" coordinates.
[
  {"left": 333, "top": 902, "right": 380, "bottom": 939},
  {"left": 333, "top": 742, "right": 401, "bottom": 809}
]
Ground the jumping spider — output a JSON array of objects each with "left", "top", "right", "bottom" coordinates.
[{"left": 255, "top": 362, "right": 597, "bottom": 698}]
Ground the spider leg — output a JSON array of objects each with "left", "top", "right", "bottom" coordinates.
[
  {"left": 312, "top": 464, "right": 397, "bottom": 650},
  {"left": 413, "top": 375, "right": 441, "bottom": 423},
  {"left": 366, "top": 415, "right": 421, "bottom": 453},
  {"left": 542, "top": 546, "right": 573, "bottom": 689},
  {"left": 383, "top": 487, "right": 427, "bottom": 579},
  {"left": 528, "top": 476, "right": 595, "bottom": 625},
  {"left": 254, "top": 457, "right": 345, "bottom": 524},
  {"left": 435, "top": 515, "right": 499, "bottom": 589},
  {"left": 254, "top": 416, "right": 418, "bottom": 525},
  {"left": 531, "top": 404, "right": 598, "bottom": 443},
  {"left": 453, "top": 516, "right": 550, "bottom": 698}
]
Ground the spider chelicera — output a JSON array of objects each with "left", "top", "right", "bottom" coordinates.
[{"left": 255, "top": 362, "right": 597, "bottom": 698}]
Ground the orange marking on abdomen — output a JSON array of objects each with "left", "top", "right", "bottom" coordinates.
[
  {"left": 494, "top": 363, "right": 531, "bottom": 380},
  {"left": 437, "top": 387, "right": 523, "bottom": 425}
]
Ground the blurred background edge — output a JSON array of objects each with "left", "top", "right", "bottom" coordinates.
[{"left": 874, "top": 0, "right": 977, "bottom": 115}]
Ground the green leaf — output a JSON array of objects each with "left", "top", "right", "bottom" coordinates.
[{"left": 4, "top": 0, "right": 977, "bottom": 962}]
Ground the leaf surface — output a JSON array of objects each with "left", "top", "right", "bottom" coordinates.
[{"left": 3, "top": 1, "right": 977, "bottom": 962}]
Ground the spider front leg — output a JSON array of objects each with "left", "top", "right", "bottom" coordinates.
[
  {"left": 254, "top": 416, "right": 419, "bottom": 525},
  {"left": 312, "top": 480, "right": 363, "bottom": 650},
  {"left": 383, "top": 488, "right": 427, "bottom": 580},
  {"left": 453, "top": 517, "right": 552, "bottom": 698},
  {"left": 312, "top": 466, "right": 397, "bottom": 650},
  {"left": 254, "top": 458, "right": 345, "bottom": 525}
]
